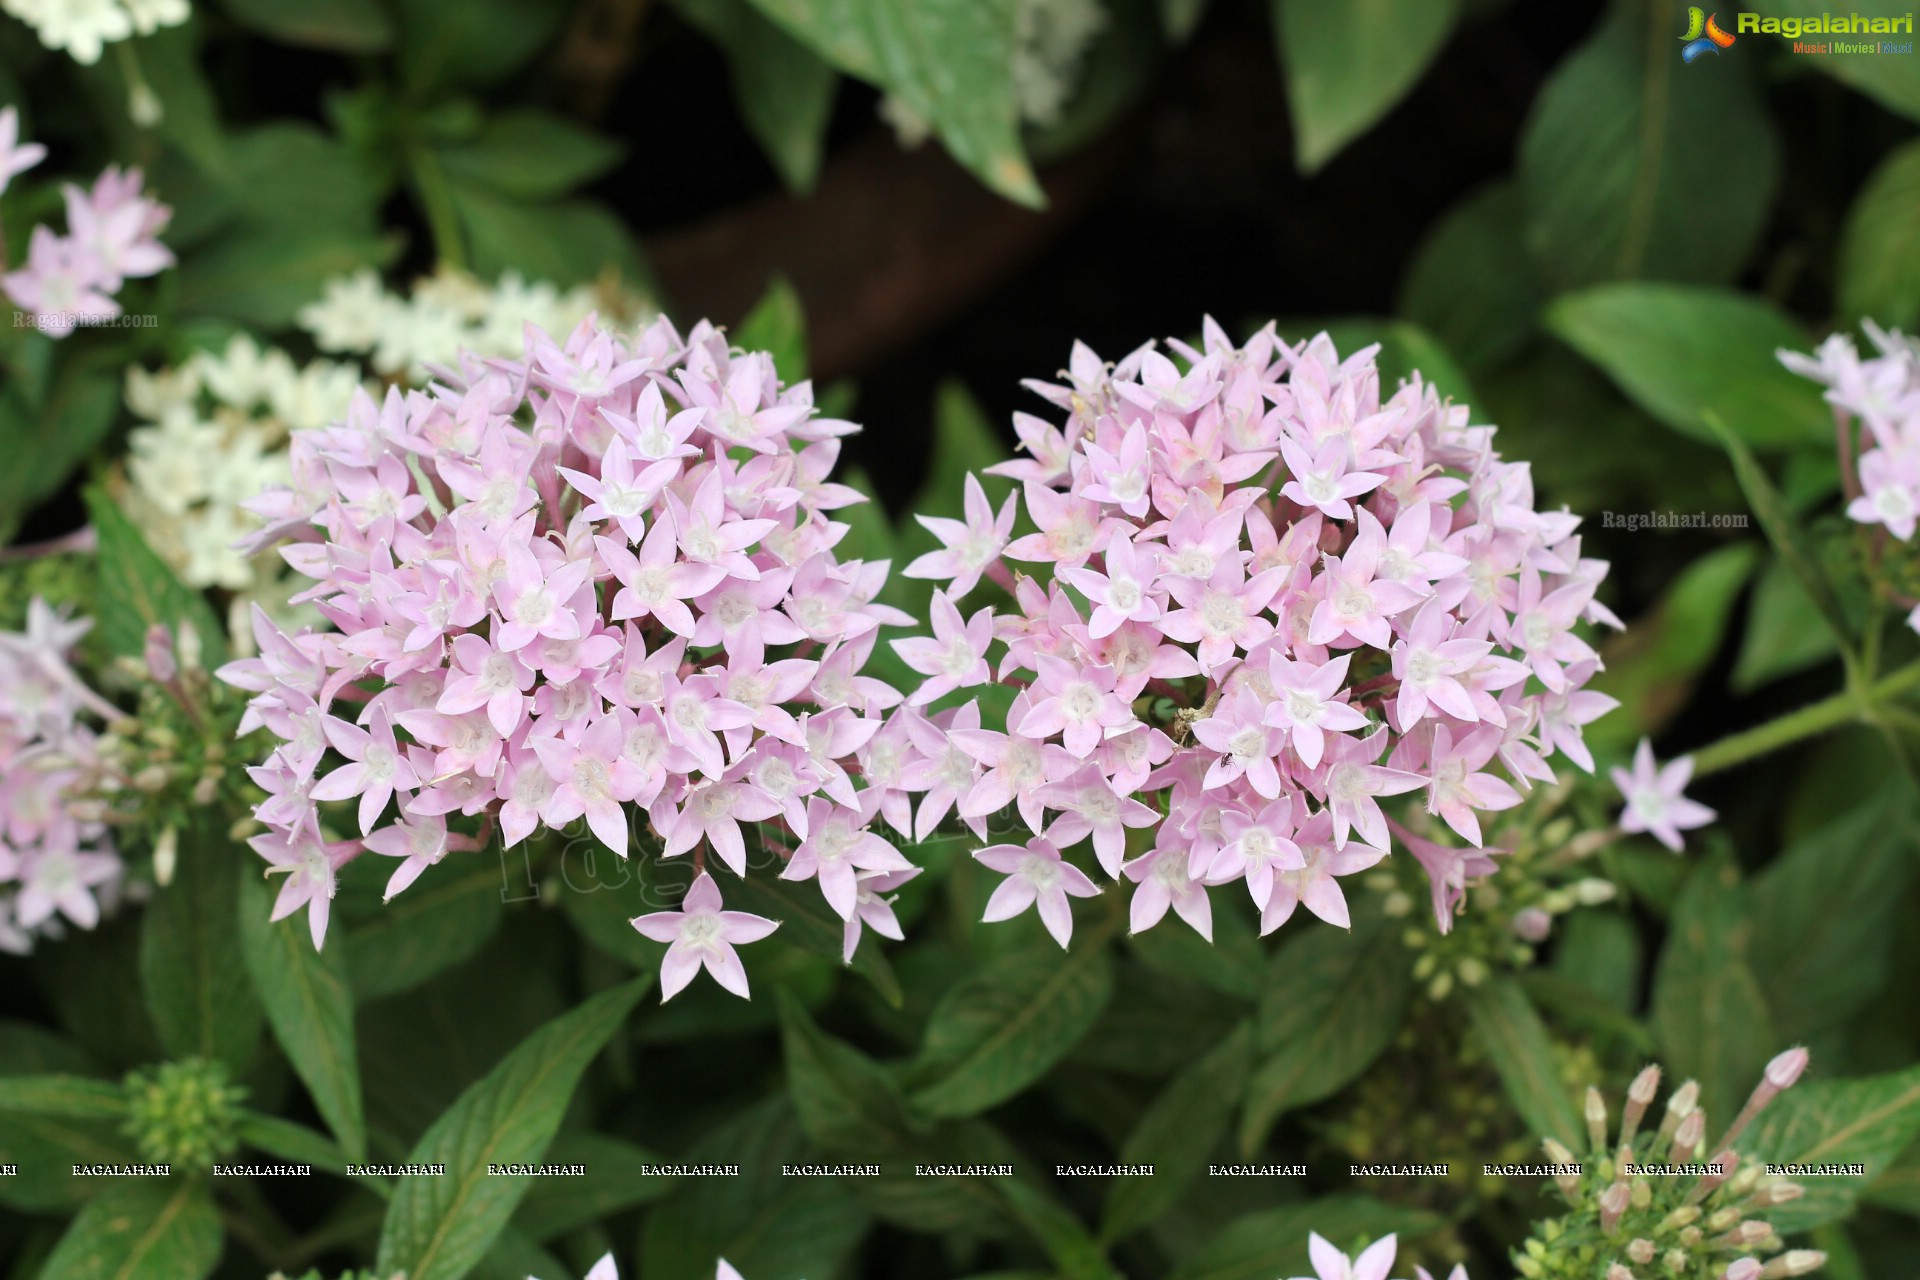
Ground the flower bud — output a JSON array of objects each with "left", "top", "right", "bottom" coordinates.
[
  {"left": 1512, "top": 906, "right": 1552, "bottom": 942},
  {"left": 143, "top": 624, "right": 178, "bottom": 684},
  {"left": 1721, "top": 1261, "right": 1762, "bottom": 1280},
  {"left": 1457, "top": 957, "right": 1489, "bottom": 987},
  {"left": 1606, "top": 1265, "right": 1633, "bottom": 1280},
  {"left": 1754, "top": 1181, "right": 1803, "bottom": 1206},
  {"left": 1600, "top": 1181, "right": 1630, "bottom": 1234},
  {"left": 1764, "top": 1047, "right": 1809, "bottom": 1090},
  {"left": 1573, "top": 877, "right": 1616, "bottom": 905},
  {"left": 1707, "top": 1206, "right": 1740, "bottom": 1233},
  {"left": 1588, "top": 1086, "right": 1611, "bottom": 1151},
  {"left": 1621, "top": 1064, "right": 1661, "bottom": 1146},
  {"left": 154, "top": 825, "right": 178, "bottom": 888},
  {"left": 177, "top": 620, "right": 202, "bottom": 673},
  {"left": 192, "top": 774, "right": 219, "bottom": 806},
  {"left": 1664, "top": 1250, "right": 1689, "bottom": 1273},
  {"left": 1760, "top": 1252, "right": 1825, "bottom": 1278},
  {"left": 1626, "top": 1238, "right": 1655, "bottom": 1265}
]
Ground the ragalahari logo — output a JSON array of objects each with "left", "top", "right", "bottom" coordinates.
[{"left": 1680, "top": 7, "right": 1737, "bottom": 60}]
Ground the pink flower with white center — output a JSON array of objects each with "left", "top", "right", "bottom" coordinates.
[
  {"left": 661, "top": 779, "right": 783, "bottom": 876},
  {"left": 1393, "top": 822, "right": 1499, "bottom": 934},
  {"left": 976, "top": 837, "right": 1101, "bottom": 948},
  {"left": 1210, "top": 797, "right": 1306, "bottom": 907},
  {"left": 1264, "top": 652, "right": 1370, "bottom": 770},
  {"left": 1373, "top": 501, "right": 1467, "bottom": 589},
  {"left": 1316, "top": 727, "right": 1425, "bottom": 850},
  {"left": 954, "top": 723, "right": 1075, "bottom": 833},
  {"left": 901, "top": 701, "right": 985, "bottom": 840},
  {"left": 1611, "top": 738, "right": 1716, "bottom": 852},
  {"left": 692, "top": 568, "right": 805, "bottom": 657},
  {"left": 669, "top": 470, "right": 775, "bottom": 581},
  {"left": 1415, "top": 723, "right": 1522, "bottom": 846},
  {"left": 1040, "top": 765, "right": 1161, "bottom": 877},
  {"left": 1390, "top": 600, "right": 1493, "bottom": 730},
  {"left": 661, "top": 671, "right": 754, "bottom": 779},
  {"left": 1279, "top": 433, "right": 1385, "bottom": 519},
  {"left": 437, "top": 635, "right": 534, "bottom": 737},
  {"left": 364, "top": 812, "right": 467, "bottom": 901},
  {"left": 1123, "top": 846, "right": 1213, "bottom": 940},
  {"left": 1191, "top": 685, "right": 1286, "bottom": 799},
  {"left": 1079, "top": 421, "right": 1155, "bottom": 517},
  {"left": 1289, "top": 1233, "right": 1403, "bottom": 1280},
  {"left": 61, "top": 167, "right": 173, "bottom": 288},
  {"left": 988, "top": 410, "right": 1074, "bottom": 484},
  {"left": 1017, "top": 655, "right": 1135, "bottom": 758},
  {"left": 1260, "top": 813, "right": 1386, "bottom": 932},
  {"left": 1506, "top": 567, "right": 1599, "bottom": 694},
  {"left": 1061, "top": 531, "right": 1162, "bottom": 638},
  {"left": 1158, "top": 552, "right": 1282, "bottom": 673},
  {"left": 532, "top": 716, "right": 644, "bottom": 855},
  {"left": 3, "top": 227, "right": 119, "bottom": 335},
  {"left": 0, "top": 108, "right": 47, "bottom": 195},
  {"left": 14, "top": 845, "right": 119, "bottom": 931},
  {"left": 1531, "top": 659, "right": 1618, "bottom": 772},
  {"left": 631, "top": 872, "right": 780, "bottom": 1001},
  {"left": 1848, "top": 446, "right": 1920, "bottom": 541},
  {"left": 782, "top": 797, "right": 914, "bottom": 919},
  {"left": 891, "top": 591, "right": 994, "bottom": 706},
  {"left": 905, "top": 473, "right": 1018, "bottom": 598},
  {"left": 1308, "top": 510, "right": 1426, "bottom": 649},
  {"left": 842, "top": 867, "right": 920, "bottom": 963},
  {"left": 492, "top": 543, "right": 593, "bottom": 652},
  {"left": 1006, "top": 480, "right": 1108, "bottom": 568},
  {"left": 311, "top": 707, "right": 418, "bottom": 835},
  {"left": 251, "top": 829, "right": 355, "bottom": 951},
  {"left": 561, "top": 437, "right": 679, "bottom": 540}
]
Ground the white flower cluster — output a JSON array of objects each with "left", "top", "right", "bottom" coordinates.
[{"left": 1, "top": 0, "right": 189, "bottom": 64}]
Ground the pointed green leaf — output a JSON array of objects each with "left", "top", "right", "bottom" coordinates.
[
  {"left": 1102, "top": 1020, "right": 1253, "bottom": 1242},
  {"left": 733, "top": 274, "right": 810, "bottom": 383},
  {"left": 140, "top": 817, "right": 262, "bottom": 1071},
  {"left": 1463, "top": 976, "right": 1582, "bottom": 1149},
  {"left": 0, "top": 1076, "right": 127, "bottom": 1120},
  {"left": 39, "top": 1180, "right": 222, "bottom": 1280},
  {"left": 1742, "top": 1064, "right": 1920, "bottom": 1232},
  {"left": 84, "top": 487, "right": 228, "bottom": 669},
  {"left": 345, "top": 860, "right": 506, "bottom": 1003},
  {"left": 374, "top": 977, "right": 648, "bottom": 1280},
  {"left": 779, "top": 992, "right": 917, "bottom": 1149},
  {"left": 238, "top": 865, "right": 366, "bottom": 1161},
  {"left": 1740, "top": 0, "right": 1920, "bottom": 123},
  {"left": 1651, "top": 851, "right": 1775, "bottom": 1124},
  {"left": 1838, "top": 138, "right": 1920, "bottom": 331},
  {"left": 1273, "top": 0, "right": 1459, "bottom": 171},
  {"left": 671, "top": 0, "right": 839, "bottom": 191}
]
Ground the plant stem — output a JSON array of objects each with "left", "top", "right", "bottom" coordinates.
[
  {"left": 1689, "top": 657, "right": 1920, "bottom": 778},
  {"left": 409, "top": 146, "right": 467, "bottom": 272}
]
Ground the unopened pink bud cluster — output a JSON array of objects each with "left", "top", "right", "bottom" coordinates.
[
  {"left": 895, "top": 321, "right": 1620, "bottom": 945},
  {"left": 221, "top": 314, "right": 918, "bottom": 975},
  {"left": 0, "top": 107, "right": 173, "bottom": 338},
  {"left": 0, "top": 600, "right": 123, "bottom": 952}
]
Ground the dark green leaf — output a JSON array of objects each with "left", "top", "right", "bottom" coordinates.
[
  {"left": 1518, "top": 0, "right": 1778, "bottom": 289},
  {"left": 1838, "top": 139, "right": 1920, "bottom": 331},
  {"left": 1741, "top": 0, "right": 1920, "bottom": 123},
  {"left": 1651, "top": 851, "right": 1775, "bottom": 1125},
  {"left": 1273, "top": 0, "right": 1459, "bottom": 171},
  {"left": 1240, "top": 916, "right": 1411, "bottom": 1154},
  {"left": 345, "top": 860, "right": 505, "bottom": 1002},
  {"left": 436, "top": 109, "right": 625, "bottom": 201},
  {"left": 1742, "top": 1064, "right": 1920, "bottom": 1232},
  {"left": 779, "top": 992, "right": 917, "bottom": 1150},
  {"left": 1547, "top": 284, "right": 1826, "bottom": 448},
  {"left": 1750, "top": 786, "right": 1915, "bottom": 1042},
  {"left": 0, "top": 1076, "right": 126, "bottom": 1120},
  {"left": 235, "top": 1111, "right": 365, "bottom": 1187},
  {"left": 374, "top": 977, "right": 648, "bottom": 1280},
  {"left": 140, "top": 816, "right": 262, "bottom": 1071},
  {"left": 83, "top": 487, "right": 229, "bottom": 669},
  {"left": 997, "top": 1177, "right": 1124, "bottom": 1280},
  {"left": 217, "top": 0, "right": 395, "bottom": 50},
  {"left": 671, "top": 0, "right": 839, "bottom": 191},
  {"left": 175, "top": 227, "right": 399, "bottom": 330},
  {"left": 1159, "top": 0, "right": 1208, "bottom": 40},
  {"left": 1549, "top": 910, "right": 1643, "bottom": 1013},
  {"left": 1165, "top": 1196, "right": 1438, "bottom": 1280},
  {"left": 1399, "top": 182, "right": 1541, "bottom": 374},
  {"left": 510, "top": 1132, "right": 671, "bottom": 1241},
  {"left": 0, "top": 1023, "right": 132, "bottom": 1211},
  {"left": 741, "top": 0, "right": 1042, "bottom": 205},
  {"left": 394, "top": 0, "right": 567, "bottom": 96},
  {"left": 1126, "top": 898, "right": 1263, "bottom": 1001},
  {"left": 1732, "top": 555, "right": 1844, "bottom": 691},
  {"left": 449, "top": 185, "right": 646, "bottom": 289},
  {"left": 723, "top": 862, "right": 903, "bottom": 1007},
  {"left": 39, "top": 1180, "right": 222, "bottom": 1280},
  {"left": 0, "top": 366, "right": 117, "bottom": 545},
  {"left": 733, "top": 275, "right": 810, "bottom": 383},
  {"left": 909, "top": 941, "right": 1114, "bottom": 1118},
  {"left": 238, "top": 865, "right": 366, "bottom": 1161},
  {"left": 1101, "top": 1020, "right": 1252, "bottom": 1242},
  {"left": 1463, "top": 976, "right": 1582, "bottom": 1148},
  {"left": 223, "top": 122, "right": 386, "bottom": 235}
]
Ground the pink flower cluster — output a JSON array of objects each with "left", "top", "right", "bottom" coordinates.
[
  {"left": 0, "top": 600, "right": 123, "bottom": 952},
  {"left": 0, "top": 108, "right": 173, "bottom": 338},
  {"left": 895, "top": 321, "right": 1619, "bottom": 945},
  {"left": 1780, "top": 324, "right": 1920, "bottom": 627},
  {"left": 221, "top": 314, "right": 920, "bottom": 984}
]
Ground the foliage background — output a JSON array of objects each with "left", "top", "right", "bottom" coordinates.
[{"left": 4, "top": 0, "right": 1920, "bottom": 1277}]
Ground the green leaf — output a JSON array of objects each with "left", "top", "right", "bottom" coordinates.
[
  {"left": 436, "top": 109, "right": 625, "bottom": 201},
  {"left": 394, "top": 0, "right": 567, "bottom": 96},
  {"left": 1741, "top": 0, "right": 1920, "bottom": 123},
  {"left": 0, "top": 364, "right": 118, "bottom": 545},
  {"left": 1101, "top": 1020, "right": 1252, "bottom": 1242},
  {"left": 1239, "top": 916, "right": 1411, "bottom": 1155},
  {"left": 724, "top": 862, "right": 903, "bottom": 1007},
  {"left": 345, "top": 860, "right": 505, "bottom": 1003},
  {"left": 449, "top": 185, "right": 646, "bottom": 289},
  {"left": 216, "top": 0, "right": 395, "bottom": 49},
  {"left": 39, "top": 1181, "right": 223, "bottom": 1280},
  {"left": 1741, "top": 1064, "right": 1920, "bottom": 1232},
  {"left": 223, "top": 122, "right": 386, "bottom": 235},
  {"left": 733, "top": 275, "right": 810, "bottom": 383},
  {"left": 997, "top": 1178, "right": 1124, "bottom": 1280},
  {"left": 1273, "top": 0, "right": 1459, "bottom": 171},
  {"left": 1463, "top": 976, "right": 1582, "bottom": 1149},
  {"left": 140, "top": 816, "right": 262, "bottom": 1072},
  {"left": 238, "top": 865, "right": 366, "bottom": 1162},
  {"left": 1399, "top": 181, "right": 1541, "bottom": 374},
  {"left": 510, "top": 1131, "right": 672, "bottom": 1241},
  {"left": 1165, "top": 1196, "right": 1438, "bottom": 1280},
  {"left": 1549, "top": 910, "right": 1643, "bottom": 1013},
  {"left": 1838, "top": 139, "right": 1920, "bottom": 331},
  {"left": 1125, "top": 899, "right": 1263, "bottom": 1001},
  {"left": 1518, "top": 0, "right": 1779, "bottom": 290},
  {"left": 0, "top": 1076, "right": 127, "bottom": 1120},
  {"left": 741, "top": 0, "right": 1043, "bottom": 206},
  {"left": 1547, "top": 284, "right": 1826, "bottom": 449},
  {"left": 235, "top": 1111, "right": 365, "bottom": 1187},
  {"left": 175, "top": 226, "right": 399, "bottom": 330},
  {"left": 1651, "top": 850, "right": 1775, "bottom": 1125},
  {"left": 374, "top": 977, "right": 648, "bottom": 1280},
  {"left": 84, "top": 487, "right": 229, "bottom": 669},
  {"left": 1731, "top": 555, "right": 1844, "bottom": 691},
  {"left": 1750, "top": 786, "right": 1916, "bottom": 1042},
  {"left": 0, "top": 1023, "right": 134, "bottom": 1211},
  {"left": 671, "top": 0, "right": 839, "bottom": 191},
  {"left": 780, "top": 992, "right": 918, "bottom": 1150},
  {"left": 639, "top": 1096, "right": 872, "bottom": 1280},
  {"left": 908, "top": 940, "right": 1114, "bottom": 1118},
  {"left": 1159, "top": 0, "right": 1208, "bottom": 40}
]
